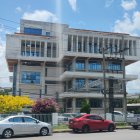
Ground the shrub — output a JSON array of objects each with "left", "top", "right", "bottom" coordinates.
[
  {"left": 32, "top": 98, "right": 59, "bottom": 114},
  {"left": 0, "top": 95, "right": 33, "bottom": 113},
  {"left": 80, "top": 99, "right": 91, "bottom": 114}
]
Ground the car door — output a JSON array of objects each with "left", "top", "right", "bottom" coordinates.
[
  {"left": 87, "top": 115, "right": 103, "bottom": 130},
  {"left": 23, "top": 117, "right": 40, "bottom": 134},
  {"left": 8, "top": 117, "right": 25, "bottom": 135}
]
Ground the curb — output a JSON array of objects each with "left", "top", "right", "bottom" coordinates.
[{"left": 53, "top": 127, "right": 132, "bottom": 133}]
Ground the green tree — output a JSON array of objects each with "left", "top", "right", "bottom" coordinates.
[{"left": 80, "top": 99, "right": 91, "bottom": 114}]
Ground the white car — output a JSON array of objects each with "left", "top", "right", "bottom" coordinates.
[{"left": 0, "top": 115, "right": 52, "bottom": 138}]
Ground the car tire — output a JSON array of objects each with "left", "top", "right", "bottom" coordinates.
[
  {"left": 82, "top": 125, "right": 90, "bottom": 133},
  {"left": 108, "top": 124, "right": 115, "bottom": 132},
  {"left": 40, "top": 127, "right": 49, "bottom": 136},
  {"left": 73, "top": 128, "right": 78, "bottom": 133},
  {"left": 2, "top": 129, "right": 13, "bottom": 138},
  {"left": 133, "top": 125, "right": 138, "bottom": 130}
]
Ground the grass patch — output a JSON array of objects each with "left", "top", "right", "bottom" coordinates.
[{"left": 53, "top": 124, "right": 69, "bottom": 130}]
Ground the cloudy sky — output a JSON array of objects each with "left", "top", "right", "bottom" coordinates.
[{"left": 0, "top": 0, "right": 140, "bottom": 93}]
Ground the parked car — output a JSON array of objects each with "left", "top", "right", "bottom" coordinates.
[
  {"left": 0, "top": 115, "right": 52, "bottom": 138},
  {"left": 69, "top": 114, "right": 115, "bottom": 133}
]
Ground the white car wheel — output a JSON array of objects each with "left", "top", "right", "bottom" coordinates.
[{"left": 3, "top": 129, "right": 13, "bottom": 138}]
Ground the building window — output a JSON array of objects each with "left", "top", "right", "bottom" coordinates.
[
  {"left": 76, "top": 98, "right": 84, "bottom": 108},
  {"left": 45, "top": 68, "right": 47, "bottom": 77},
  {"left": 47, "top": 42, "right": 51, "bottom": 57},
  {"left": 113, "top": 99, "right": 123, "bottom": 108},
  {"left": 21, "top": 71, "right": 40, "bottom": 84},
  {"left": 88, "top": 61, "right": 101, "bottom": 71},
  {"left": 108, "top": 62, "right": 121, "bottom": 71},
  {"left": 75, "top": 78, "right": 85, "bottom": 90},
  {"left": 46, "top": 32, "right": 50, "bottom": 36},
  {"left": 21, "top": 40, "right": 44, "bottom": 57},
  {"left": 67, "top": 98, "right": 72, "bottom": 108},
  {"left": 89, "top": 98, "right": 103, "bottom": 108},
  {"left": 88, "top": 79, "right": 101, "bottom": 89},
  {"left": 76, "top": 60, "right": 85, "bottom": 71},
  {"left": 45, "top": 85, "right": 47, "bottom": 95},
  {"left": 24, "top": 27, "right": 42, "bottom": 35}
]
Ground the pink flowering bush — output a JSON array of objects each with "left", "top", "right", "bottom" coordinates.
[{"left": 32, "top": 98, "right": 59, "bottom": 113}]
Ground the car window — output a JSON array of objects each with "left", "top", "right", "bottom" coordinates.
[
  {"left": 9, "top": 117, "right": 23, "bottom": 123},
  {"left": 75, "top": 115, "right": 83, "bottom": 118},
  {"left": 23, "top": 117, "right": 37, "bottom": 123},
  {"left": 86, "top": 115, "right": 103, "bottom": 120}
]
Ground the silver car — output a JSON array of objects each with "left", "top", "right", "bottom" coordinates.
[{"left": 0, "top": 115, "right": 52, "bottom": 138}]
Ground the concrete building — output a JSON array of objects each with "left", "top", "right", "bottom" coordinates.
[{"left": 6, "top": 19, "right": 140, "bottom": 113}]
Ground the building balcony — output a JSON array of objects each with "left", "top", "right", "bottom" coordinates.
[
  {"left": 60, "top": 70, "right": 137, "bottom": 81},
  {"left": 59, "top": 91, "right": 124, "bottom": 98},
  {"left": 61, "top": 51, "right": 140, "bottom": 64}
]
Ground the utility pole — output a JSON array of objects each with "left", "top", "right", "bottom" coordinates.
[
  {"left": 122, "top": 35, "right": 127, "bottom": 122},
  {"left": 103, "top": 47, "right": 107, "bottom": 119}
]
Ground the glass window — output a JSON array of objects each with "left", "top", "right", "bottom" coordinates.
[
  {"left": 76, "top": 60, "right": 85, "bottom": 71},
  {"left": 24, "top": 27, "right": 42, "bottom": 35},
  {"left": 75, "top": 78, "right": 85, "bottom": 90},
  {"left": 67, "top": 98, "right": 72, "bottom": 108},
  {"left": 88, "top": 79, "right": 101, "bottom": 89},
  {"left": 9, "top": 117, "right": 23, "bottom": 123},
  {"left": 76, "top": 98, "right": 84, "bottom": 108},
  {"left": 108, "top": 62, "right": 121, "bottom": 71},
  {"left": 46, "top": 32, "right": 50, "bottom": 36},
  {"left": 113, "top": 99, "right": 123, "bottom": 108},
  {"left": 21, "top": 71, "right": 40, "bottom": 84},
  {"left": 24, "top": 117, "right": 36, "bottom": 123},
  {"left": 47, "top": 42, "right": 51, "bottom": 57},
  {"left": 88, "top": 61, "right": 101, "bottom": 71},
  {"left": 89, "top": 98, "right": 103, "bottom": 108}
]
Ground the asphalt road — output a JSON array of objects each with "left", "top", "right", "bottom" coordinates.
[{"left": 2, "top": 129, "right": 140, "bottom": 140}]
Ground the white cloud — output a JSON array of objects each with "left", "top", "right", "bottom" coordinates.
[
  {"left": 16, "top": 7, "right": 22, "bottom": 12},
  {"left": 0, "top": 40, "right": 12, "bottom": 87},
  {"left": 121, "top": 0, "right": 137, "bottom": 11},
  {"left": 68, "top": 0, "right": 77, "bottom": 11},
  {"left": 105, "top": 0, "right": 114, "bottom": 8},
  {"left": 22, "top": 10, "right": 58, "bottom": 22},
  {"left": 113, "top": 11, "right": 140, "bottom": 35}
]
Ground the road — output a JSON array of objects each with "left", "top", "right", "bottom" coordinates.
[{"left": 2, "top": 129, "right": 140, "bottom": 140}]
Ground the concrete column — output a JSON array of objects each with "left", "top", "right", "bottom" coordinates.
[
  {"left": 16, "top": 60, "right": 20, "bottom": 95},
  {"left": 35, "top": 41, "right": 36, "bottom": 56},
  {"left": 126, "top": 40, "right": 129, "bottom": 56},
  {"left": 72, "top": 58, "right": 76, "bottom": 71},
  {"left": 87, "top": 36, "right": 89, "bottom": 53},
  {"left": 51, "top": 42, "right": 53, "bottom": 58},
  {"left": 81, "top": 36, "right": 84, "bottom": 52},
  {"left": 72, "top": 98, "right": 76, "bottom": 113},
  {"left": 44, "top": 41, "right": 47, "bottom": 57},
  {"left": 131, "top": 40, "right": 134, "bottom": 56},
  {"left": 85, "top": 58, "right": 88, "bottom": 72},
  {"left": 41, "top": 62, "right": 45, "bottom": 96},
  {"left": 97, "top": 37, "right": 99, "bottom": 53},
  {"left": 40, "top": 42, "right": 42, "bottom": 57},
  {"left": 117, "top": 39, "right": 120, "bottom": 54},
  {"left": 76, "top": 35, "right": 78, "bottom": 52},
  {"left": 112, "top": 38, "right": 115, "bottom": 54},
  {"left": 85, "top": 78, "right": 89, "bottom": 91},
  {"left": 102, "top": 38, "right": 105, "bottom": 51},
  {"left": 71, "top": 35, "right": 73, "bottom": 52},
  {"left": 25, "top": 40, "right": 27, "bottom": 56},
  {"left": 72, "top": 78, "right": 76, "bottom": 90},
  {"left": 92, "top": 37, "right": 94, "bottom": 53}
]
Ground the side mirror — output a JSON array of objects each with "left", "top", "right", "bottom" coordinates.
[{"left": 36, "top": 120, "right": 40, "bottom": 123}]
